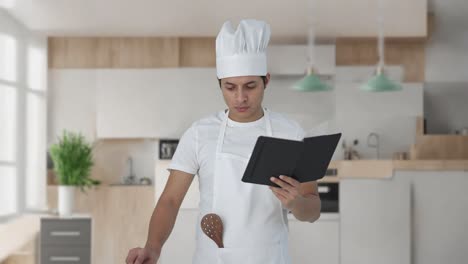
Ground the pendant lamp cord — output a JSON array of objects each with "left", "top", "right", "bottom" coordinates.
[
  {"left": 307, "top": 0, "right": 317, "bottom": 70},
  {"left": 377, "top": 0, "right": 385, "bottom": 70}
]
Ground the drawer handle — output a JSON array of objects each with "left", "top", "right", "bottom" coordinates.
[
  {"left": 318, "top": 186, "right": 330, "bottom": 193},
  {"left": 50, "top": 256, "right": 80, "bottom": 262},
  {"left": 50, "top": 231, "right": 81, "bottom": 237}
]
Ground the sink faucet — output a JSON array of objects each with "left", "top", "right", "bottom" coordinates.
[
  {"left": 367, "top": 132, "right": 380, "bottom": 159},
  {"left": 124, "top": 156, "right": 136, "bottom": 184}
]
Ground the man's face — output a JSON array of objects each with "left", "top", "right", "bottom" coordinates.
[{"left": 220, "top": 74, "right": 270, "bottom": 122}]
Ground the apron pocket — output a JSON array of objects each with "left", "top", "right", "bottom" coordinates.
[{"left": 217, "top": 242, "right": 285, "bottom": 264}]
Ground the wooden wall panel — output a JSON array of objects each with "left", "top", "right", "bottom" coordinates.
[
  {"left": 48, "top": 37, "right": 99, "bottom": 68},
  {"left": 49, "top": 36, "right": 426, "bottom": 81},
  {"left": 410, "top": 116, "right": 468, "bottom": 160},
  {"left": 49, "top": 37, "right": 180, "bottom": 68},
  {"left": 179, "top": 37, "right": 216, "bottom": 67},
  {"left": 411, "top": 135, "right": 468, "bottom": 160},
  {"left": 336, "top": 38, "right": 425, "bottom": 82}
]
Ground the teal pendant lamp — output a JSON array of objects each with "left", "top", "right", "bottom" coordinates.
[
  {"left": 293, "top": 67, "right": 332, "bottom": 92},
  {"left": 293, "top": 0, "right": 332, "bottom": 92},
  {"left": 361, "top": 0, "right": 402, "bottom": 92},
  {"left": 361, "top": 66, "right": 402, "bottom": 92}
]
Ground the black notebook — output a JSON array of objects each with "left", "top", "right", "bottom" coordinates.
[{"left": 241, "top": 133, "right": 342, "bottom": 187}]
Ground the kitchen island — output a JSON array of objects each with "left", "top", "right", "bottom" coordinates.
[{"left": 336, "top": 159, "right": 468, "bottom": 264}]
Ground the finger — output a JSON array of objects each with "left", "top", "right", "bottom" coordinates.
[
  {"left": 135, "top": 251, "right": 149, "bottom": 264},
  {"left": 270, "top": 177, "right": 294, "bottom": 191},
  {"left": 271, "top": 187, "right": 288, "bottom": 201},
  {"left": 279, "top": 175, "right": 300, "bottom": 188},
  {"left": 270, "top": 186, "right": 293, "bottom": 200},
  {"left": 126, "top": 249, "right": 138, "bottom": 264},
  {"left": 143, "top": 257, "right": 156, "bottom": 264},
  {"left": 135, "top": 254, "right": 146, "bottom": 264}
]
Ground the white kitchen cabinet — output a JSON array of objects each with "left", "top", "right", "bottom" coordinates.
[
  {"left": 340, "top": 177, "right": 411, "bottom": 264},
  {"left": 49, "top": 70, "right": 98, "bottom": 142},
  {"left": 96, "top": 68, "right": 224, "bottom": 138},
  {"left": 395, "top": 171, "right": 468, "bottom": 264},
  {"left": 288, "top": 214, "right": 340, "bottom": 264}
]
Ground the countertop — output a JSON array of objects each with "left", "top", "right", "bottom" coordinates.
[
  {"left": 321, "top": 160, "right": 468, "bottom": 180},
  {"left": 288, "top": 212, "right": 340, "bottom": 221},
  {"left": 0, "top": 214, "right": 40, "bottom": 261}
]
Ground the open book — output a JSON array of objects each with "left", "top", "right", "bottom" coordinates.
[{"left": 241, "top": 133, "right": 341, "bottom": 187}]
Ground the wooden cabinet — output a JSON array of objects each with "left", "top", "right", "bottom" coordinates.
[
  {"left": 40, "top": 217, "right": 92, "bottom": 264},
  {"left": 47, "top": 186, "right": 155, "bottom": 264}
]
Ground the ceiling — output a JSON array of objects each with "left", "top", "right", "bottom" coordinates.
[{"left": 2, "top": 0, "right": 427, "bottom": 38}]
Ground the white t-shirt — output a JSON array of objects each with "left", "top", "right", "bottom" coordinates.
[{"left": 167, "top": 109, "right": 305, "bottom": 214}]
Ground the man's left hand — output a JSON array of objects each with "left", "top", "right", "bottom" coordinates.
[{"left": 269, "top": 175, "right": 304, "bottom": 210}]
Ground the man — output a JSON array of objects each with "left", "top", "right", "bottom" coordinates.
[{"left": 126, "top": 19, "right": 321, "bottom": 264}]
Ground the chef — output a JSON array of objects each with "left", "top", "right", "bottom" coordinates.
[{"left": 126, "top": 19, "right": 321, "bottom": 264}]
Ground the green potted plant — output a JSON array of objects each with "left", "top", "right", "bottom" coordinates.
[{"left": 49, "top": 130, "right": 100, "bottom": 216}]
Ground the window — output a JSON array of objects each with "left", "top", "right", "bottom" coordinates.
[
  {"left": 0, "top": 19, "right": 47, "bottom": 219},
  {"left": 0, "top": 33, "right": 18, "bottom": 218},
  {"left": 0, "top": 33, "right": 16, "bottom": 82}
]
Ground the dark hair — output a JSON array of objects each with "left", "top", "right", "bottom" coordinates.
[{"left": 218, "top": 76, "right": 267, "bottom": 88}]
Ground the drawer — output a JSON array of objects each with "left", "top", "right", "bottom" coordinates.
[
  {"left": 41, "top": 219, "right": 91, "bottom": 246},
  {"left": 41, "top": 246, "right": 90, "bottom": 264}
]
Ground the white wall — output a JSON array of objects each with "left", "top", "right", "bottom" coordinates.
[
  {"left": 331, "top": 81, "right": 423, "bottom": 159},
  {"left": 49, "top": 67, "right": 423, "bottom": 163},
  {"left": 423, "top": 1, "right": 468, "bottom": 134},
  {"left": 267, "top": 68, "right": 423, "bottom": 160},
  {"left": 424, "top": 82, "right": 468, "bottom": 134},
  {"left": 426, "top": 0, "right": 468, "bottom": 82}
]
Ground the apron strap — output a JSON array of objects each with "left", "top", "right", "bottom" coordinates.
[{"left": 216, "top": 107, "right": 272, "bottom": 154}]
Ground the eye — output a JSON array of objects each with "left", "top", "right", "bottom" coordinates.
[
  {"left": 247, "top": 84, "right": 257, "bottom": 89},
  {"left": 225, "top": 86, "right": 235, "bottom": 91}
]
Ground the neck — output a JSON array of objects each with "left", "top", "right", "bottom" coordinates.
[{"left": 228, "top": 107, "right": 264, "bottom": 123}]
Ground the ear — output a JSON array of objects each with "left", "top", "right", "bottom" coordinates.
[{"left": 265, "top": 73, "right": 271, "bottom": 88}]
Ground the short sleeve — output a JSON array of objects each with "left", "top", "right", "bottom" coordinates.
[
  {"left": 167, "top": 124, "right": 199, "bottom": 175},
  {"left": 295, "top": 123, "right": 306, "bottom": 141}
]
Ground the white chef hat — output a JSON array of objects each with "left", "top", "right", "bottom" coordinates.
[{"left": 216, "top": 19, "right": 271, "bottom": 79}]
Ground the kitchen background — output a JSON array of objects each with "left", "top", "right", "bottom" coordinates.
[{"left": 1, "top": 0, "right": 468, "bottom": 264}]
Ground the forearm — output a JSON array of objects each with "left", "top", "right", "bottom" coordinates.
[
  {"left": 290, "top": 194, "right": 321, "bottom": 222},
  {"left": 145, "top": 199, "right": 180, "bottom": 252}
]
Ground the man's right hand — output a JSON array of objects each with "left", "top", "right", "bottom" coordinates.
[{"left": 125, "top": 246, "right": 160, "bottom": 264}]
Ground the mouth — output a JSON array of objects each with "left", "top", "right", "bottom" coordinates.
[{"left": 235, "top": 106, "right": 249, "bottom": 113}]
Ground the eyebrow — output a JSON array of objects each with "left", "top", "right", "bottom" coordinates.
[{"left": 224, "top": 81, "right": 257, "bottom": 86}]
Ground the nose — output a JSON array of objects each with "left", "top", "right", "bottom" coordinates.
[{"left": 235, "top": 88, "right": 247, "bottom": 103}]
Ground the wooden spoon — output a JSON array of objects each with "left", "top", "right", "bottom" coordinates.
[{"left": 201, "top": 213, "right": 224, "bottom": 248}]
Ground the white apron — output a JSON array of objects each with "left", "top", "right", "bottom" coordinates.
[{"left": 193, "top": 108, "right": 291, "bottom": 264}]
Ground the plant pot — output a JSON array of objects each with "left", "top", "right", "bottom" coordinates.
[{"left": 58, "top": 185, "right": 75, "bottom": 217}]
